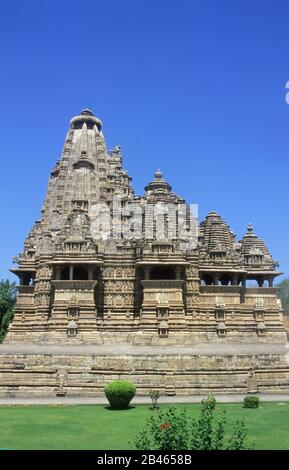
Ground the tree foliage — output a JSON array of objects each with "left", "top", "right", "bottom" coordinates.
[
  {"left": 134, "top": 396, "right": 250, "bottom": 450},
  {"left": 276, "top": 278, "right": 289, "bottom": 316},
  {"left": 0, "top": 279, "right": 17, "bottom": 342}
]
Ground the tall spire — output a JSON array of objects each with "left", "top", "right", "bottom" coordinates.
[
  {"left": 36, "top": 109, "right": 109, "bottom": 247},
  {"left": 70, "top": 108, "right": 102, "bottom": 131}
]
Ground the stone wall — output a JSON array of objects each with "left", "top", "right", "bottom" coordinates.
[{"left": 1, "top": 348, "right": 289, "bottom": 397}]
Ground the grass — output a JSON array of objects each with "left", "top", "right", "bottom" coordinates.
[{"left": 0, "top": 402, "right": 289, "bottom": 450}]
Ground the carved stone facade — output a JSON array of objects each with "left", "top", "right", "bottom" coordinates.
[
  {"left": 1, "top": 344, "right": 289, "bottom": 397},
  {"left": 1, "top": 108, "right": 289, "bottom": 397},
  {"left": 6, "top": 109, "right": 286, "bottom": 345}
]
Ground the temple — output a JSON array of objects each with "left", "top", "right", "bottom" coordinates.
[
  {"left": 7, "top": 109, "right": 286, "bottom": 344},
  {"left": 1, "top": 109, "right": 288, "bottom": 397}
]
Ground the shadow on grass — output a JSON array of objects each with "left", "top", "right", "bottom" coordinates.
[{"left": 104, "top": 405, "right": 136, "bottom": 411}]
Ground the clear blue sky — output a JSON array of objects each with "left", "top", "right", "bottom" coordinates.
[{"left": 1, "top": 0, "right": 289, "bottom": 282}]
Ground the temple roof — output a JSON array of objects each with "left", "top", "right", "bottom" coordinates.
[
  {"left": 200, "top": 212, "right": 235, "bottom": 253},
  {"left": 240, "top": 224, "right": 270, "bottom": 256},
  {"left": 12, "top": 110, "right": 280, "bottom": 278},
  {"left": 70, "top": 108, "right": 102, "bottom": 131},
  {"left": 145, "top": 169, "right": 172, "bottom": 193}
]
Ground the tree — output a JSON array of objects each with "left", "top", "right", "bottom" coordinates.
[
  {"left": 276, "top": 278, "right": 289, "bottom": 316},
  {"left": 0, "top": 280, "right": 17, "bottom": 342},
  {"left": 134, "top": 396, "right": 250, "bottom": 450},
  {"left": 149, "top": 390, "right": 161, "bottom": 410}
]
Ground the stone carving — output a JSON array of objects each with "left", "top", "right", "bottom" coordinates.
[
  {"left": 35, "top": 294, "right": 50, "bottom": 307},
  {"left": 35, "top": 281, "right": 51, "bottom": 292},
  {"left": 246, "top": 369, "right": 258, "bottom": 393},
  {"left": 105, "top": 280, "right": 132, "bottom": 291},
  {"left": 17, "top": 296, "right": 34, "bottom": 306},
  {"left": 54, "top": 290, "right": 93, "bottom": 302},
  {"left": 115, "top": 267, "right": 123, "bottom": 278},
  {"left": 186, "top": 295, "right": 200, "bottom": 307},
  {"left": 123, "top": 267, "right": 135, "bottom": 277},
  {"left": 102, "top": 267, "right": 114, "bottom": 278},
  {"left": 36, "top": 266, "right": 53, "bottom": 279},
  {"left": 186, "top": 281, "right": 199, "bottom": 292},
  {"left": 185, "top": 266, "right": 198, "bottom": 277}
]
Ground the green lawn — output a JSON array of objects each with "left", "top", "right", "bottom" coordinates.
[{"left": 0, "top": 402, "right": 289, "bottom": 450}]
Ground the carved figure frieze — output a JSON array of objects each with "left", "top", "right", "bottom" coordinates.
[
  {"left": 105, "top": 280, "right": 133, "bottom": 292},
  {"left": 36, "top": 266, "right": 53, "bottom": 280},
  {"left": 185, "top": 266, "right": 199, "bottom": 278},
  {"left": 35, "top": 294, "right": 50, "bottom": 307},
  {"left": 54, "top": 290, "right": 94, "bottom": 302},
  {"left": 35, "top": 281, "right": 51, "bottom": 292}
]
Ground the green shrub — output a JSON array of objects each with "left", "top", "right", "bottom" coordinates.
[
  {"left": 243, "top": 396, "right": 259, "bottom": 409},
  {"left": 134, "top": 406, "right": 190, "bottom": 450},
  {"left": 134, "top": 394, "right": 251, "bottom": 450},
  {"left": 203, "top": 393, "right": 217, "bottom": 411},
  {"left": 104, "top": 380, "right": 136, "bottom": 409}
]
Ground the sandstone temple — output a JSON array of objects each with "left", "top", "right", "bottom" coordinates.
[{"left": 1, "top": 109, "right": 288, "bottom": 397}]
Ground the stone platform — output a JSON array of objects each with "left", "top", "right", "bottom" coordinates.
[{"left": 0, "top": 343, "right": 289, "bottom": 397}]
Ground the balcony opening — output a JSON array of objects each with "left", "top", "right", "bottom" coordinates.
[
  {"left": 219, "top": 275, "right": 230, "bottom": 286},
  {"left": 24, "top": 274, "right": 35, "bottom": 286},
  {"left": 150, "top": 267, "right": 176, "bottom": 280},
  {"left": 73, "top": 267, "right": 88, "bottom": 280},
  {"left": 60, "top": 266, "right": 69, "bottom": 280},
  {"left": 60, "top": 266, "right": 89, "bottom": 280},
  {"left": 202, "top": 275, "right": 214, "bottom": 285}
]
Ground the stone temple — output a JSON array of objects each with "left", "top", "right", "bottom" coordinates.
[{"left": 1, "top": 109, "right": 289, "bottom": 397}]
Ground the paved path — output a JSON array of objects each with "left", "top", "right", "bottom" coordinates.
[
  {"left": 0, "top": 342, "right": 288, "bottom": 356},
  {"left": 1, "top": 393, "right": 289, "bottom": 406}
]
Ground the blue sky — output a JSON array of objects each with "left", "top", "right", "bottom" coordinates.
[{"left": 0, "top": 0, "right": 289, "bottom": 282}]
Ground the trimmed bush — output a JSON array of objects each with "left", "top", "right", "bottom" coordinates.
[
  {"left": 243, "top": 396, "right": 259, "bottom": 409},
  {"left": 105, "top": 380, "right": 136, "bottom": 409}
]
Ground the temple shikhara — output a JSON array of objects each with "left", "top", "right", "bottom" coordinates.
[{"left": 1, "top": 109, "right": 288, "bottom": 397}]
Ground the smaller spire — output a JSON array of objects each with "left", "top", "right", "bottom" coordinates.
[
  {"left": 145, "top": 169, "right": 171, "bottom": 193},
  {"left": 247, "top": 223, "right": 254, "bottom": 234},
  {"left": 154, "top": 169, "right": 163, "bottom": 180},
  {"left": 70, "top": 109, "right": 102, "bottom": 131},
  {"left": 208, "top": 211, "right": 220, "bottom": 217},
  {"left": 80, "top": 108, "right": 94, "bottom": 116}
]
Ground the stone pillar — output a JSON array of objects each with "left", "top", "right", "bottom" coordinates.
[
  {"left": 88, "top": 267, "right": 94, "bottom": 280},
  {"left": 213, "top": 273, "right": 219, "bottom": 286},
  {"left": 175, "top": 266, "right": 181, "bottom": 280},
  {"left": 144, "top": 266, "right": 150, "bottom": 280},
  {"left": 56, "top": 267, "right": 61, "bottom": 280},
  {"left": 242, "top": 277, "right": 246, "bottom": 288},
  {"left": 232, "top": 274, "right": 238, "bottom": 286},
  {"left": 69, "top": 265, "right": 74, "bottom": 281},
  {"left": 268, "top": 278, "right": 273, "bottom": 287}
]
